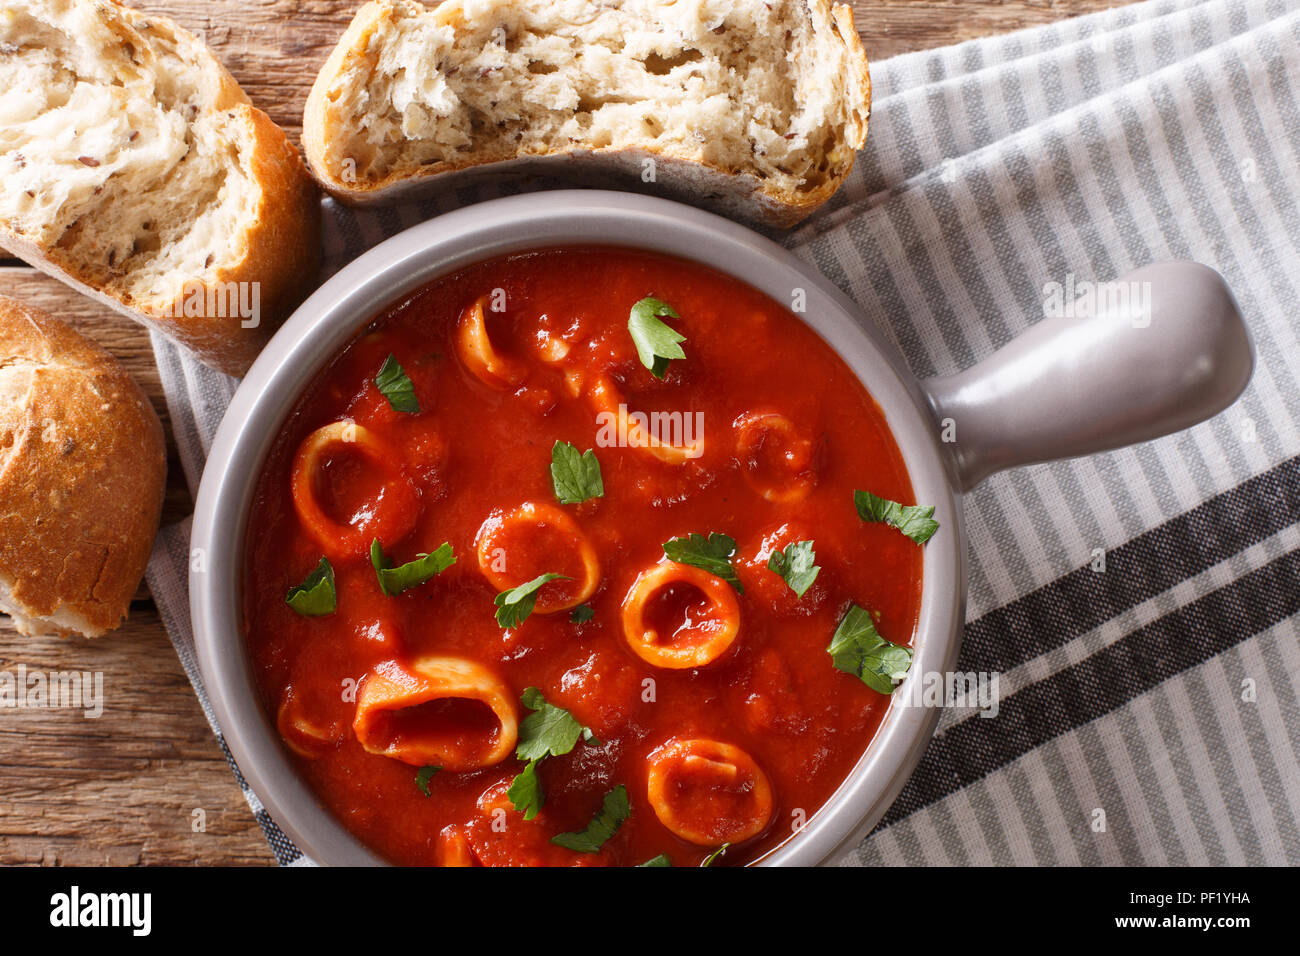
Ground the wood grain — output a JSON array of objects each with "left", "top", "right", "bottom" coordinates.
[
  {"left": 0, "top": 0, "right": 1132, "bottom": 867},
  {"left": 0, "top": 611, "right": 272, "bottom": 864}
]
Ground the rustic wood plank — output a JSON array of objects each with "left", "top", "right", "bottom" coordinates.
[
  {"left": 0, "top": 609, "right": 275, "bottom": 865},
  {"left": 848, "top": 0, "right": 1127, "bottom": 61},
  {"left": 0, "top": 0, "right": 1135, "bottom": 866}
]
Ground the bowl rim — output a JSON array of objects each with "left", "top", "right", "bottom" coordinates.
[{"left": 190, "top": 189, "right": 967, "bottom": 867}]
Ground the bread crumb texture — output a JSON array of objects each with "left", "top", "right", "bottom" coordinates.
[
  {"left": 0, "top": 296, "right": 165, "bottom": 637},
  {"left": 0, "top": 0, "right": 321, "bottom": 374},
  {"left": 307, "top": 0, "right": 871, "bottom": 224}
]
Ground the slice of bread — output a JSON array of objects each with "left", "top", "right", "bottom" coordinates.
[
  {"left": 0, "top": 0, "right": 321, "bottom": 376},
  {"left": 0, "top": 295, "right": 166, "bottom": 638},
  {"left": 304, "top": 0, "right": 871, "bottom": 228}
]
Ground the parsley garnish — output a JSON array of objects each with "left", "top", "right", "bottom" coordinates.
[
  {"left": 370, "top": 539, "right": 455, "bottom": 596},
  {"left": 662, "top": 532, "right": 744, "bottom": 594},
  {"left": 853, "top": 490, "right": 939, "bottom": 544},
  {"left": 639, "top": 855, "right": 672, "bottom": 867},
  {"left": 494, "top": 573, "right": 569, "bottom": 629},
  {"left": 374, "top": 353, "right": 420, "bottom": 413},
  {"left": 285, "top": 557, "right": 336, "bottom": 616},
  {"left": 827, "top": 604, "right": 913, "bottom": 694},
  {"left": 415, "top": 765, "right": 440, "bottom": 797},
  {"left": 516, "top": 687, "right": 598, "bottom": 762},
  {"left": 507, "top": 688, "right": 599, "bottom": 819},
  {"left": 550, "top": 441, "right": 605, "bottom": 505},
  {"left": 628, "top": 296, "right": 686, "bottom": 379},
  {"left": 507, "top": 759, "right": 544, "bottom": 820},
  {"left": 570, "top": 604, "right": 594, "bottom": 624},
  {"left": 701, "top": 843, "right": 730, "bottom": 867},
  {"left": 550, "top": 785, "right": 629, "bottom": 853},
  {"left": 767, "top": 540, "right": 820, "bottom": 598}
]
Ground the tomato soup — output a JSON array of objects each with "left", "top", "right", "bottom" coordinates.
[{"left": 242, "top": 246, "right": 927, "bottom": 866}]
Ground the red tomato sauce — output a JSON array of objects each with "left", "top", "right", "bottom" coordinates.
[{"left": 242, "top": 246, "right": 923, "bottom": 866}]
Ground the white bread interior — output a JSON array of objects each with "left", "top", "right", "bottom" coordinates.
[
  {"left": 0, "top": 0, "right": 320, "bottom": 375},
  {"left": 0, "top": 579, "right": 105, "bottom": 638},
  {"left": 304, "top": 0, "right": 871, "bottom": 227}
]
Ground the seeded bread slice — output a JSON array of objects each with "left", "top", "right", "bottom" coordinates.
[
  {"left": 303, "top": 0, "right": 871, "bottom": 228},
  {"left": 0, "top": 0, "right": 321, "bottom": 375}
]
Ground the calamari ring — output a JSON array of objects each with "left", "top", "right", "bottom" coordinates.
[
  {"left": 621, "top": 562, "right": 740, "bottom": 669},
  {"left": 290, "top": 420, "right": 420, "bottom": 561},
  {"left": 352, "top": 656, "right": 518, "bottom": 771},
  {"left": 457, "top": 296, "right": 526, "bottom": 390},
  {"left": 734, "top": 411, "right": 819, "bottom": 503},
  {"left": 436, "top": 825, "right": 480, "bottom": 867},
  {"left": 588, "top": 375, "right": 704, "bottom": 463},
  {"left": 276, "top": 691, "right": 338, "bottom": 759},
  {"left": 646, "top": 738, "right": 774, "bottom": 846},
  {"left": 534, "top": 328, "right": 571, "bottom": 364},
  {"left": 474, "top": 502, "right": 600, "bottom": 614}
]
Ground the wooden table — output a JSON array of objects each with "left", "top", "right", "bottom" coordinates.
[{"left": 0, "top": 0, "right": 1127, "bottom": 865}]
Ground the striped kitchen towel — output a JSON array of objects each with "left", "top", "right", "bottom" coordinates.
[{"left": 146, "top": 0, "right": 1300, "bottom": 866}]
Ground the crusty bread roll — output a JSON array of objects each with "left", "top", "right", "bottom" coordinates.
[
  {"left": 0, "top": 0, "right": 321, "bottom": 376},
  {"left": 0, "top": 295, "right": 165, "bottom": 637},
  {"left": 304, "top": 0, "right": 871, "bottom": 228}
]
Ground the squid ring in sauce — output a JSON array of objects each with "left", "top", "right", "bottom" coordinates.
[
  {"left": 646, "top": 738, "right": 774, "bottom": 845},
  {"left": 587, "top": 375, "right": 705, "bottom": 463},
  {"left": 436, "top": 824, "right": 479, "bottom": 867},
  {"left": 290, "top": 421, "right": 420, "bottom": 561},
  {"left": 734, "top": 411, "right": 819, "bottom": 503},
  {"left": 457, "top": 296, "right": 526, "bottom": 391},
  {"left": 352, "top": 656, "right": 518, "bottom": 771},
  {"left": 622, "top": 563, "right": 741, "bottom": 669},
  {"left": 276, "top": 691, "right": 338, "bottom": 760},
  {"left": 475, "top": 502, "right": 601, "bottom": 613}
]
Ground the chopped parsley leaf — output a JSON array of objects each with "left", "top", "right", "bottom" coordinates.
[
  {"left": 507, "top": 689, "right": 599, "bottom": 819},
  {"left": 285, "top": 557, "right": 336, "bottom": 616},
  {"left": 370, "top": 539, "right": 455, "bottom": 596},
  {"left": 827, "top": 603, "right": 913, "bottom": 694},
  {"left": 551, "top": 441, "right": 605, "bottom": 505},
  {"left": 494, "top": 573, "right": 569, "bottom": 629},
  {"left": 550, "top": 785, "right": 630, "bottom": 853},
  {"left": 628, "top": 297, "right": 686, "bottom": 379},
  {"left": 767, "top": 540, "right": 820, "bottom": 597},
  {"left": 415, "top": 765, "right": 440, "bottom": 797},
  {"left": 853, "top": 490, "right": 939, "bottom": 544},
  {"left": 516, "top": 687, "right": 598, "bottom": 762},
  {"left": 662, "top": 532, "right": 744, "bottom": 594},
  {"left": 374, "top": 353, "right": 420, "bottom": 413},
  {"left": 507, "top": 759, "right": 544, "bottom": 820}
]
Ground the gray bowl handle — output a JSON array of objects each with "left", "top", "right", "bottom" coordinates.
[{"left": 923, "top": 262, "right": 1255, "bottom": 492}]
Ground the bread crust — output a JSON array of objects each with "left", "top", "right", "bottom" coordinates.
[
  {"left": 0, "top": 296, "right": 166, "bottom": 637},
  {"left": 303, "top": 0, "right": 872, "bottom": 228},
  {"left": 0, "top": 0, "right": 322, "bottom": 376}
]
